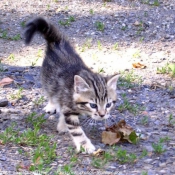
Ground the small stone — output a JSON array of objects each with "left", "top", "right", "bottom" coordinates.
[
  {"left": 0, "top": 99, "right": 8, "bottom": 107},
  {"left": 144, "top": 158, "right": 153, "bottom": 164},
  {"left": 164, "top": 34, "right": 171, "bottom": 39},
  {"left": 0, "top": 156, "right": 6, "bottom": 161}
]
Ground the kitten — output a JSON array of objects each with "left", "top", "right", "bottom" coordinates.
[{"left": 25, "top": 17, "right": 119, "bottom": 154}]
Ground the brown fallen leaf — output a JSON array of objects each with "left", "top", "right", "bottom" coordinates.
[
  {"left": 93, "top": 148, "right": 105, "bottom": 156},
  {"left": 17, "top": 163, "right": 30, "bottom": 171},
  {"left": 102, "top": 120, "right": 138, "bottom": 145},
  {"left": 0, "top": 77, "right": 14, "bottom": 87},
  {"left": 132, "top": 62, "right": 146, "bottom": 69},
  {"left": 102, "top": 131, "right": 121, "bottom": 146}
]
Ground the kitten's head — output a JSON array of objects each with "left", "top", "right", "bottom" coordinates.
[{"left": 73, "top": 73, "right": 119, "bottom": 121}]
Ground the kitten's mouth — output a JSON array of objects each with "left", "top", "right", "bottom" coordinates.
[{"left": 91, "top": 115, "right": 109, "bottom": 121}]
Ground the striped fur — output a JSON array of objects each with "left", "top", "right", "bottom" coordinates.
[{"left": 25, "top": 17, "right": 119, "bottom": 154}]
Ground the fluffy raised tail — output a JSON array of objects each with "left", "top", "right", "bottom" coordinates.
[{"left": 24, "top": 17, "right": 62, "bottom": 44}]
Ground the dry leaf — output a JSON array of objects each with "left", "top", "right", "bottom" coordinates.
[
  {"left": 132, "top": 63, "right": 146, "bottom": 69},
  {"left": 102, "top": 120, "right": 138, "bottom": 145},
  {"left": 0, "top": 77, "right": 14, "bottom": 87},
  {"left": 17, "top": 163, "right": 30, "bottom": 171},
  {"left": 102, "top": 131, "right": 121, "bottom": 145},
  {"left": 93, "top": 148, "right": 105, "bottom": 156}
]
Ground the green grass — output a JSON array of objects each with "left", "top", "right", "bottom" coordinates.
[
  {"left": 118, "top": 70, "right": 143, "bottom": 89},
  {"left": 168, "top": 114, "right": 175, "bottom": 126},
  {"left": 118, "top": 93, "right": 143, "bottom": 115},
  {"left": 11, "top": 34, "right": 21, "bottom": 41},
  {"left": 81, "top": 38, "right": 92, "bottom": 52},
  {"left": 152, "top": 137, "right": 170, "bottom": 154},
  {"left": 132, "top": 50, "right": 141, "bottom": 59},
  {"left": 0, "top": 113, "right": 57, "bottom": 172},
  {"left": 141, "top": 0, "right": 160, "bottom": 6},
  {"left": 140, "top": 116, "right": 149, "bottom": 125},
  {"left": 157, "top": 63, "right": 175, "bottom": 77},
  {"left": 10, "top": 87, "right": 24, "bottom": 100},
  {"left": 95, "top": 21, "right": 105, "bottom": 32},
  {"left": 0, "top": 29, "right": 21, "bottom": 41},
  {"left": 89, "top": 9, "right": 94, "bottom": 15},
  {"left": 59, "top": 16, "right": 75, "bottom": 27},
  {"left": 20, "top": 21, "right": 26, "bottom": 28},
  {"left": 8, "top": 54, "right": 15, "bottom": 61},
  {"left": 115, "top": 148, "right": 137, "bottom": 164},
  {"left": 113, "top": 42, "right": 119, "bottom": 50},
  {"left": 91, "top": 151, "right": 114, "bottom": 168},
  {"left": 33, "top": 96, "right": 45, "bottom": 107},
  {"left": 97, "top": 40, "right": 102, "bottom": 50}
]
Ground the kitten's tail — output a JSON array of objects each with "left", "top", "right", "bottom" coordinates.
[{"left": 24, "top": 17, "right": 62, "bottom": 44}]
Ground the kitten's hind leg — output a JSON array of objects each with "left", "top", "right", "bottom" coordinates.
[
  {"left": 43, "top": 98, "right": 60, "bottom": 114},
  {"left": 64, "top": 112, "right": 96, "bottom": 154}
]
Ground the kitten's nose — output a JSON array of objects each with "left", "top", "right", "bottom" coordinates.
[{"left": 99, "top": 115, "right": 105, "bottom": 118}]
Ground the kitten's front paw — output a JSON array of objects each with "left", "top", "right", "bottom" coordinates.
[
  {"left": 43, "top": 103, "right": 58, "bottom": 114},
  {"left": 77, "top": 140, "right": 96, "bottom": 154}
]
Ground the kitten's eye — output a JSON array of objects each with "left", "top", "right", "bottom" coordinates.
[
  {"left": 106, "top": 103, "right": 111, "bottom": 108},
  {"left": 90, "top": 103, "right": 97, "bottom": 109}
]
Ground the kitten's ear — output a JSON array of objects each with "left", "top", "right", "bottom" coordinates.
[
  {"left": 107, "top": 74, "right": 120, "bottom": 91},
  {"left": 74, "top": 75, "right": 90, "bottom": 93}
]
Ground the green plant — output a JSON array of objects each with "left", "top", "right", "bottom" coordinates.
[
  {"left": 157, "top": 63, "right": 169, "bottom": 74},
  {"left": 20, "top": 21, "right": 26, "bottom": 28},
  {"left": 121, "top": 25, "right": 127, "bottom": 31},
  {"left": 33, "top": 96, "right": 45, "bottom": 107},
  {"left": 159, "top": 136, "right": 170, "bottom": 143},
  {"left": 59, "top": 16, "right": 75, "bottom": 27},
  {"left": 97, "top": 40, "right": 102, "bottom": 50},
  {"left": 95, "top": 21, "right": 105, "bottom": 32},
  {"left": 118, "top": 94, "right": 141, "bottom": 115},
  {"left": 152, "top": 137, "right": 170, "bottom": 154},
  {"left": 140, "top": 116, "right": 149, "bottom": 125},
  {"left": 118, "top": 70, "right": 143, "bottom": 89},
  {"left": 11, "top": 34, "right": 21, "bottom": 41},
  {"left": 98, "top": 67, "right": 105, "bottom": 73},
  {"left": 116, "top": 148, "right": 137, "bottom": 163},
  {"left": 8, "top": 54, "right": 15, "bottom": 61},
  {"left": 91, "top": 151, "right": 113, "bottom": 168},
  {"left": 140, "top": 149, "right": 148, "bottom": 158},
  {"left": 0, "top": 122, "right": 18, "bottom": 144},
  {"left": 168, "top": 63, "right": 175, "bottom": 77},
  {"left": 152, "top": 142, "right": 165, "bottom": 154},
  {"left": 113, "top": 42, "right": 119, "bottom": 50},
  {"left": 31, "top": 57, "right": 39, "bottom": 67},
  {"left": 0, "top": 30, "right": 8, "bottom": 39},
  {"left": 10, "top": 87, "right": 24, "bottom": 100},
  {"left": 0, "top": 113, "right": 57, "bottom": 172},
  {"left": 26, "top": 112, "right": 46, "bottom": 128},
  {"left": 157, "top": 63, "right": 175, "bottom": 77},
  {"left": 153, "top": 0, "right": 160, "bottom": 6},
  {"left": 89, "top": 9, "right": 94, "bottom": 15},
  {"left": 141, "top": 171, "right": 148, "bottom": 175},
  {"left": 132, "top": 50, "right": 141, "bottom": 58},
  {"left": 47, "top": 4, "right": 50, "bottom": 10},
  {"left": 81, "top": 38, "right": 92, "bottom": 52},
  {"left": 168, "top": 114, "right": 175, "bottom": 126}
]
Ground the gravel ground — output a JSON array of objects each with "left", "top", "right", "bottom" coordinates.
[{"left": 0, "top": 0, "right": 175, "bottom": 175}]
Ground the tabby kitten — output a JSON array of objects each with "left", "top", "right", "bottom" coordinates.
[{"left": 25, "top": 17, "right": 119, "bottom": 154}]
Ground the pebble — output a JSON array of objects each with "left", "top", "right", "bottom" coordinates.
[
  {"left": 0, "top": 156, "right": 6, "bottom": 161},
  {"left": 0, "top": 99, "right": 8, "bottom": 107}
]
